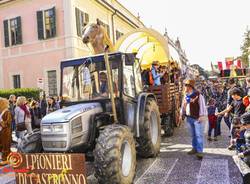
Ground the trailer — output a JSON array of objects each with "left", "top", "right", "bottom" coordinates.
[
  {"left": 148, "top": 83, "right": 182, "bottom": 136},
  {"left": 115, "top": 28, "right": 184, "bottom": 136}
]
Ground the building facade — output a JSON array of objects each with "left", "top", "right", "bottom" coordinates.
[{"left": 0, "top": 0, "right": 144, "bottom": 95}]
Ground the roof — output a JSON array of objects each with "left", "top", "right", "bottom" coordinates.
[
  {"left": 61, "top": 52, "right": 123, "bottom": 68},
  {"left": 115, "top": 28, "right": 169, "bottom": 68}
]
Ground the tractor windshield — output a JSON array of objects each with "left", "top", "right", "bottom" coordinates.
[{"left": 61, "top": 59, "right": 120, "bottom": 102}]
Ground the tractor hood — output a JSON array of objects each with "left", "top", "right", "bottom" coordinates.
[{"left": 41, "top": 103, "right": 102, "bottom": 124}]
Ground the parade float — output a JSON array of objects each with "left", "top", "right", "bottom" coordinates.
[
  {"left": 18, "top": 22, "right": 188, "bottom": 184},
  {"left": 114, "top": 28, "right": 186, "bottom": 135}
]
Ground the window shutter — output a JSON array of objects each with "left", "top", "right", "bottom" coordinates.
[
  {"left": 84, "top": 13, "right": 89, "bottom": 24},
  {"left": 75, "top": 8, "right": 81, "bottom": 37},
  {"left": 51, "top": 7, "right": 56, "bottom": 37},
  {"left": 16, "top": 16, "right": 22, "bottom": 44},
  {"left": 37, "top": 11, "right": 44, "bottom": 40},
  {"left": 3, "top": 20, "right": 9, "bottom": 47}
]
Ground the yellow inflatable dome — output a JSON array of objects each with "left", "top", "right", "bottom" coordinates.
[{"left": 115, "top": 28, "right": 170, "bottom": 69}]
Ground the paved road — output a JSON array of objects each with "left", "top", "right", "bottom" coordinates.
[
  {"left": 0, "top": 121, "right": 242, "bottom": 184},
  {"left": 134, "top": 122, "right": 242, "bottom": 184},
  {"left": 87, "top": 121, "right": 242, "bottom": 184}
]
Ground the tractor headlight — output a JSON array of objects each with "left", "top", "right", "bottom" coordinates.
[
  {"left": 42, "top": 125, "right": 52, "bottom": 133},
  {"left": 53, "top": 124, "right": 64, "bottom": 132}
]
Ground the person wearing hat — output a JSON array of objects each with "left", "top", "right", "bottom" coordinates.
[
  {"left": 151, "top": 61, "right": 162, "bottom": 86},
  {"left": 180, "top": 79, "right": 207, "bottom": 160}
]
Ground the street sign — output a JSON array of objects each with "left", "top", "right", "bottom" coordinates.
[
  {"left": 37, "top": 78, "right": 44, "bottom": 89},
  {"left": 12, "top": 153, "right": 87, "bottom": 184}
]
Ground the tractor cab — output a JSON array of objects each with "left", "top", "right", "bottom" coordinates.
[
  {"left": 61, "top": 52, "right": 142, "bottom": 102},
  {"left": 60, "top": 52, "right": 143, "bottom": 128}
]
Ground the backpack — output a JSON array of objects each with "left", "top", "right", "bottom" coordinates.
[{"left": 148, "top": 70, "right": 154, "bottom": 86}]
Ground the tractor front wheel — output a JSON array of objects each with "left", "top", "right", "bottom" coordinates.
[{"left": 94, "top": 124, "right": 136, "bottom": 184}]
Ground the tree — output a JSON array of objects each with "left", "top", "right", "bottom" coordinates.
[
  {"left": 190, "top": 64, "right": 209, "bottom": 79},
  {"left": 240, "top": 28, "right": 250, "bottom": 67}
]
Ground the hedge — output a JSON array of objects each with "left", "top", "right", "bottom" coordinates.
[{"left": 0, "top": 88, "right": 41, "bottom": 100}]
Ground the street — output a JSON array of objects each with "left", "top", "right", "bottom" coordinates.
[
  {"left": 0, "top": 121, "right": 243, "bottom": 184},
  {"left": 87, "top": 121, "right": 242, "bottom": 184},
  {"left": 134, "top": 122, "right": 242, "bottom": 184}
]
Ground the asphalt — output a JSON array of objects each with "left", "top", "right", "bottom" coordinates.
[
  {"left": 0, "top": 121, "right": 243, "bottom": 184},
  {"left": 133, "top": 121, "right": 242, "bottom": 184}
]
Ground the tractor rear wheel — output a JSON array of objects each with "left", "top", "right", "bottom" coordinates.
[
  {"left": 137, "top": 98, "right": 161, "bottom": 158},
  {"left": 94, "top": 124, "right": 136, "bottom": 184}
]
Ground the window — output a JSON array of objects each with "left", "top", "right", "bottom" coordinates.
[
  {"left": 47, "top": 70, "right": 57, "bottom": 96},
  {"left": 3, "top": 16, "right": 22, "bottom": 47},
  {"left": 37, "top": 7, "right": 56, "bottom": 40},
  {"left": 13, "top": 75, "right": 21, "bottom": 88},
  {"left": 97, "top": 19, "right": 110, "bottom": 37},
  {"left": 116, "top": 30, "right": 123, "bottom": 41},
  {"left": 75, "top": 8, "right": 89, "bottom": 37},
  {"left": 123, "top": 65, "right": 135, "bottom": 98},
  {"left": 133, "top": 59, "right": 143, "bottom": 94}
]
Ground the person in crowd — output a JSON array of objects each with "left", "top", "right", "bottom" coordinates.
[
  {"left": 39, "top": 93, "right": 47, "bottom": 117},
  {"left": 237, "top": 112, "right": 250, "bottom": 159},
  {"left": 227, "top": 78, "right": 237, "bottom": 106},
  {"left": 160, "top": 66, "right": 169, "bottom": 85},
  {"left": 151, "top": 61, "right": 162, "bottom": 86},
  {"left": 15, "top": 96, "right": 32, "bottom": 138},
  {"left": 30, "top": 100, "right": 42, "bottom": 129},
  {"left": 216, "top": 86, "right": 231, "bottom": 135},
  {"left": 141, "top": 69, "right": 149, "bottom": 86},
  {"left": 169, "top": 62, "right": 176, "bottom": 83},
  {"left": 54, "top": 96, "right": 61, "bottom": 110},
  {"left": 58, "top": 96, "right": 65, "bottom": 109},
  {"left": 216, "top": 88, "right": 246, "bottom": 150},
  {"left": 9, "top": 94, "right": 16, "bottom": 143},
  {"left": 0, "top": 98, "right": 12, "bottom": 166},
  {"left": 207, "top": 98, "right": 218, "bottom": 141},
  {"left": 47, "top": 96, "right": 60, "bottom": 114},
  {"left": 180, "top": 79, "right": 207, "bottom": 160},
  {"left": 99, "top": 72, "right": 108, "bottom": 96},
  {"left": 245, "top": 77, "right": 250, "bottom": 96}
]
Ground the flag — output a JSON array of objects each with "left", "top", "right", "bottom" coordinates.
[
  {"left": 236, "top": 59, "right": 242, "bottom": 69},
  {"left": 217, "top": 61, "right": 223, "bottom": 70},
  {"left": 226, "top": 61, "right": 233, "bottom": 69},
  {"left": 225, "top": 57, "right": 234, "bottom": 69}
]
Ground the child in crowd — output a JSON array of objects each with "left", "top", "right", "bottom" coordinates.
[{"left": 207, "top": 98, "right": 218, "bottom": 141}]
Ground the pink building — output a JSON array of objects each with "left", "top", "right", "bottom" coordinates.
[{"left": 0, "top": 0, "right": 143, "bottom": 95}]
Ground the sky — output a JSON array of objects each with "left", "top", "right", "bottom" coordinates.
[{"left": 118, "top": 0, "right": 250, "bottom": 70}]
